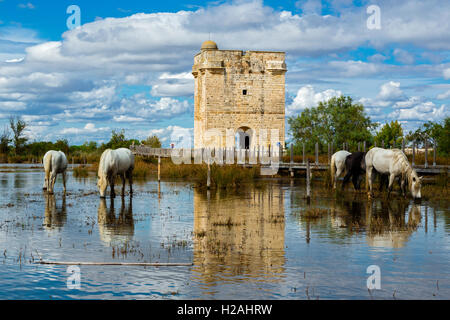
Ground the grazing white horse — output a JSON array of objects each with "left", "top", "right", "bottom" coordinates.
[
  {"left": 43, "top": 150, "right": 68, "bottom": 194},
  {"left": 365, "top": 147, "right": 422, "bottom": 199},
  {"left": 98, "top": 148, "right": 134, "bottom": 198},
  {"left": 330, "top": 150, "right": 351, "bottom": 189}
]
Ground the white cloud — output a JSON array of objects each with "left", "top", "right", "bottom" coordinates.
[
  {"left": 389, "top": 104, "right": 448, "bottom": 121},
  {"left": 287, "top": 85, "right": 342, "bottom": 115},
  {"left": 437, "top": 90, "right": 450, "bottom": 100},
  {"left": 377, "top": 81, "right": 404, "bottom": 101},
  {"left": 136, "top": 125, "right": 193, "bottom": 148},
  {"left": 18, "top": 3, "right": 35, "bottom": 9},
  {"left": 61, "top": 123, "right": 109, "bottom": 135},
  {"left": 393, "top": 49, "right": 415, "bottom": 64},
  {"left": 113, "top": 115, "right": 146, "bottom": 122},
  {"left": 443, "top": 68, "right": 450, "bottom": 79}
]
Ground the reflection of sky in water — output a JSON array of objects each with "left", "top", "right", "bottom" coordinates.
[{"left": 0, "top": 166, "right": 448, "bottom": 299}]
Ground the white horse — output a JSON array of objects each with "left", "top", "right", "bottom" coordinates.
[
  {"left": 43, "top": 150, "right": 68, "bottom": 194},
  {"left": 365, "top": 147, "right": 422, "bottom": 199},
  {"left": 98, "top": 148, "right": 134, "bottom": 198},
  {"left": 330, "top": 150, "right": 351, "bottom": 189}
]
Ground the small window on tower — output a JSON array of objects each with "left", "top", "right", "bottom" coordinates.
[{"left": 243, "top": 89, "right": 247, "bottom": 95}]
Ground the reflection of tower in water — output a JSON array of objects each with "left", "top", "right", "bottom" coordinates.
[
  {"left": 97, "top": 197, "right": 134, "bottom": 245},
  {"left": 44, "top": 194, "right": 67, "bottom": 231},
  {"left": 192, "top": 184, "right": 286, "bottom": 286}
]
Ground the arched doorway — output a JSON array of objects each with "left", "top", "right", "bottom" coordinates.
[{"left": 235, "top": 127, "right": 253, "bottom": 150}]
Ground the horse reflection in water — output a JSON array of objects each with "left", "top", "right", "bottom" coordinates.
[
  {"left": 97, "top": 197, "right": 134, "bottom": 245},
  {"left": 43, "top": 194, "right": 67, "bottom": 231},
  {"left": 330, "top": 199, "right": 421, "bottom": 248},
  {"left": 192, "top": 184, "right": 286, "bottom": 289},
  {"left": 365, "top": 200, "right": 421, "bottom": 248}
]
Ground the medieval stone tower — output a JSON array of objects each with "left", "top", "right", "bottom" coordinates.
[{"left": 192, "top": 40, "right": 286, "bottom": 150}]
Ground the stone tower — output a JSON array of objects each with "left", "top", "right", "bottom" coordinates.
[{"left": 192, "top": 40, "right": 286, "bottom": 150}]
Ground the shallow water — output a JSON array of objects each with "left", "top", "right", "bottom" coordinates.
[{"left": 0, "top": 165, "right": 448, "bottom": 299}]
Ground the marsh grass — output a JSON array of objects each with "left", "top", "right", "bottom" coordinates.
[
  {"left": 299, "top": 207, "right": 329, "bottom": 219},
  {"left": 72, "top": 166, "right": 89, "bottom": 177}
]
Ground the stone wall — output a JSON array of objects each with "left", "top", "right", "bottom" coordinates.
[{"left": 193, "top": 46, "right": 286, "bottom": 149}]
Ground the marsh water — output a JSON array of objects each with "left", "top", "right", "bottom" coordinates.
[{"left": 0, "top": 165, "right": 448, "bottom": 299}]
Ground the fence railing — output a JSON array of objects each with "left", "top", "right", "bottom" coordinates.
[{"left": 130, "top": 140, "right": 443, "bottom": 168}]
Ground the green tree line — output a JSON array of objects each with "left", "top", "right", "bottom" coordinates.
[
  {"left": 287, "top": 95, "right": 449, "bottom": 155},
  {"left": 0, "top": 118, "right": 162, "bottom": 162}
]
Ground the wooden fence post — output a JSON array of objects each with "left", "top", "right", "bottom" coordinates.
[
  {"left": 327, "top": 142, "right": 331, "bottom": 164},
  {"left": 207, "top": 162, "right": 211, "bottom": 189},
  {"left": 357, "top": 142, "right": 360, "bottom": 152},
  {"left": 424, "top": 140, "right": 428, "bottom": 168},
  {"left": 158, "top": 156, "right": 161, "bottom": 182},
  {"left": 290, "top": 144, "right": 294, "bottom": 178},
  {"left": 381, "top": 140, "right": 384, "bottom": 149},
  {"left": 402, "top": 138, "right": 405, "bottom": 153},
  {"left": 363, "top": 141, "right": 366, "bottom": 153},
  {"left": 433, "top": 142, "right": 436, "bottom": 167},
  {"left": 302, "top": 143, "right": 305, "bottom": 164},
  {"left": 306, "top": 159, "right": 311, "bottom": 202},
  {"left": 315, "top": 142, "right": 319, "bottom": 165},
  {"left": 412, "top": 141, "right": 416, "bottom": 166}
]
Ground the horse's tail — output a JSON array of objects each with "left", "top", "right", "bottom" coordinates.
[
  {"left": 330, "top": 154, "right": 336, "bottom": 188},
  {"left": 43, "top": 152, "right": 52, "bottom": 190}
]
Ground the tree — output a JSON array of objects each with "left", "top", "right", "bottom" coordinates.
[
  {"left": 141, "top": 135, "right": 161, "bottom": 148},
  {"left": 407, "top": 118, "right": 449, "bottom": 154},
  {"left": 9, "top": 117, "right": 28, "bottom": 155},
  {"left": 102, "top": 129, "right": 139, "bottom": 150},
  {"left": 287, "top": 95, "right": 377, "bottom": 152},
  {"left": 375, "top": 120, "right": 403, "bottom": 148},
  {"left": 54, "top": 139, "right": 70, "bottom": 154},
  {"left": 0, "top": 126, "right": 11, "bottom": 154}
]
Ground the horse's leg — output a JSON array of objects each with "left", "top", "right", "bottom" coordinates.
[
  {"left": 109, "top": 174, "right": 116, "bottom": 198},
  {"left": 352, "top": 172, "right": 360, "bottom": 190},
  {"left": 400, "top": 177, "right": 407, "bottom": 198},
  {"left": 62, "top": 171, "right": 67, "bottom": 194},
  {"left": 379, "top": 174, "right": 386, "bottom": 191},
  {"left": 43, "top": 170, "right": 49, "bottom": 190},
  {"left": 367, "top": 166, "right": 373, "bottom": 196},
  {"left": 127, "top": 169, "right": 133, "bottom": 195},
  {"left": 49, "top": 171, "right": 57, "bottom": 194},
  {"left": 342, "top": 170, "right": 352, "bottom": 190},
  {"left": 121, "top": 173, "right": 126, "bottom": 197},
  {"left": 387, "top": 173, "right": 396, "bottom": 198},
  {"left": 335, "top": 165, "right": 343, "bottom": 189}
]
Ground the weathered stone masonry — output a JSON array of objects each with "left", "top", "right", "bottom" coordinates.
[{"left": 192, "top": 40, "right": 286, "bottom": 149}]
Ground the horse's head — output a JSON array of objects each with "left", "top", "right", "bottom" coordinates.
[
  {"left": 97, "top": 174, "right": 108, "bottom": 198},
  {"left": 409, "top": 170, "right": 423, "bottom": 199}
]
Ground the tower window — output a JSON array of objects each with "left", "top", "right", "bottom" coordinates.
[{"left": 243, "top": 89, "right": 247, "bottom": 95}]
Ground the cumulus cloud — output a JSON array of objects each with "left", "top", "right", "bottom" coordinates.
[
  {"left": 388, "top": 104, "right": 448, "bottom": 121},
  {"left": 136, "top": 125, "right": 193, "bottom": 148},
  {"left": 0, "top": 0, "right": 449, "bottom": 142},
  {"left": 377, "top": 81, "right": 404, "bottom": 101},
  {"left": 287, "top": 85, "right": 342, "bottom": 115},
  {"left": 61, "top": 123, "right": 110, "bottom": 135}
]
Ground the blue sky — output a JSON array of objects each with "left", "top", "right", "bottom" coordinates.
[{"left": 0, "top": 0, "right": 449, "bottom": 146}]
